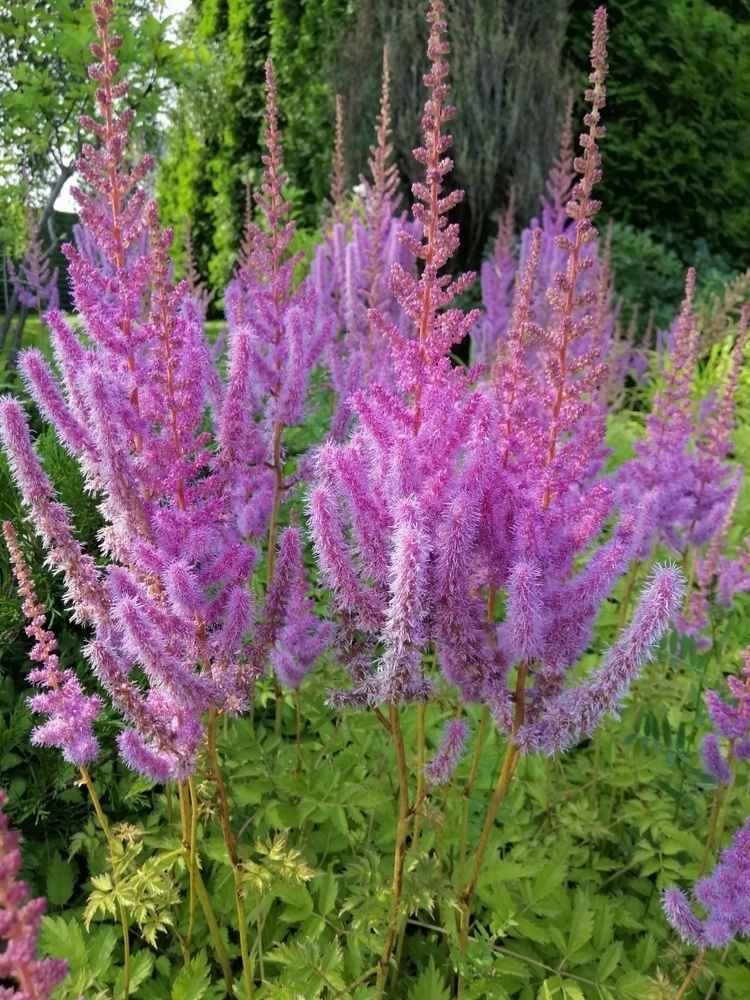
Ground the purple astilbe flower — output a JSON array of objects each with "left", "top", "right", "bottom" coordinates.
[
  {"left": 0, "top": 0, "right": 324, "bottom": 780},
  {"left": 424, "top": 719, "right": 468, "bottom": 786},
  {"left": 328, "top": 93, "right": 347, "bottom": 225},
  {"left": 697, "top": 647, "right": 750, "bottom": 786},
  {"left": 515, "top": 565, "right": 684, "bottom": 754},
  {"left": 663, "top": 816, "right": 750, "bottom": 948},
  {"left": 267, "top": 525, "right": 333, "bottom": 690},
  {"left": 701, "top": 732, "right": 732, "bottom": 786},
  {"left": 7, "top": 211, "right": 59, "bottom": 315},
  {"left": 309, "top": 0, "right": 488, "bottom": 707},
  {"left": 472, "top": 191, "right": 515, "bottom": 368},
  {"left": 473, "top": 91, "right": 615, "bottom": 375},
  {"left": 0, "top": 790, "right": 69, "bottom": 998},
  {"left": 3, "top": 521, "right": 101, "bottom": 766},
  {"left": 309, "top": 46, "right": 418, "bottom": 436},
  {"left": 617, "top": 271, "right": 704, "bottom": 556},
  {"left": 183, "top": 219, "right": 214, "bottom": 319},
  {"left": 224, "top": 59, "right": 332, "bottom": 541},
  {"left": 666, "top": 308, "right": 748, "bottom": 645}
]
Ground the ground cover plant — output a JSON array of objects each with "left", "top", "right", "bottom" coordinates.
[{"left": 1, "top": 1, "right": 749, "bottom": 998}]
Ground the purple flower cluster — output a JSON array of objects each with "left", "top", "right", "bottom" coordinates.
[
  {"left": 425, "top": 719, "right": 468, "bottom": 786},
  {"left": 664, "top": 817, "right": 750, "bottom": 949},
  {"left": 309, "top": 46, "right": 419, "bottom": 439},
  {"left": 472, "top": 97, "right": 620, "bottom": 397},
  {"left": 3, "top": 521, "right": 101, "bottom": 766},
  {"left": 7, "top": 213, "right": 59, "bottom": 315},
  {"left": 700, "top": 648, "right": 750, "bottom": 785},
  {"left": 223, "top": 60, "right": 332, "bottom": 541},
  {"left": 308, "top": 3, "right": 684, "bottom": 752},
  {"left": 0, "top": 0, "right": 328, "bottom": 782},
  {"left": 0, "top": 790, "right": 68, "bottom": 999},
  {"left": 620, "top": 291, "right": 747, "bottom": 560}
]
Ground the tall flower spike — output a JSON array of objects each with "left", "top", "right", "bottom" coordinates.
[
  {"left": 329, "top": 94, "right": 347, "bottom": 223},
  {"left": 7, "top": 209, "right": 59, "bottom": 314},
  {"left": 370, "top": 0, "right": 480, "bottom": 412},
  {"left": 3, "top": 521, "right": 101, "bottom": 766},
  {"left": 540, "top": 5, "right": 609, "bottom": 510},
  {"left": 425, "top": 718, "right": 469, "bottom": 786},
  {"left": 0, "top": 789, "right": 69, "bottom": 997}
]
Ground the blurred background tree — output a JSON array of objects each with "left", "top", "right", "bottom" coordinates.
[
  {"left": 158, "top": 0, "right": 571, "bottom": 293},
  {"left": 0, "top": 0, "right": 183, "bottom": 348}
]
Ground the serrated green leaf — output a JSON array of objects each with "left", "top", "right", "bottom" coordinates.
[
  {"left": 116, "top": 949, "right": 154, "bottom": 995},
  {"left": 317, "top": 869, "right": 337, "bottom": 916},
  {"left": 566, "top": 892, "right": 593, "bottom": 955},
  {"left": 408, "top": 958, "right": 451, "bottom": 1000},
  {"left": 46, "top": 853, "right": 74, "bottom": 906},
  {"left": 39, "top": 915, "right": 88, "bottom": 971},
  {"left": 596, "top": 941, "right": 623, "bottom": 981},
  {"left": 171, "top": 950, "right": 211, "bottom": 1000},
  {"left": 87, "top": 925, "right": 118, "bottom": 979}
]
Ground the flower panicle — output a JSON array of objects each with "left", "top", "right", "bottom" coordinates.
[
  {"left": 2, "top": 520, "right": 101, "bottom": 766},
  {"left": 373, "top": 0, "right": 479, "bottom": 399},
  {"left": 0, "top": 789, "right": 69, "bottom": 997},
  {"left": 663, "top": 817, "right": 750, "bottom": 949}
]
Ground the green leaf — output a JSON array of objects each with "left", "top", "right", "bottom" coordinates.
[
  {"left": 39, "top": 914, "right": 87, "bottom": 970},
  {"left": 171, "top": 951, "right": 211, "bottom": 1000},
  {"left": 596, "top": 941, "right": 623, "bottom": 981},
  {"left": 46, "top": 852, "right": 75, "bottom": 906},
  {"left": 316, "top": 869, "right": 337, "bottom": 916},
  {"left": 566, "top": 892, "right": 593, "bottom": 955},
  {"left": 87, "top": 925, "right": 118, "bottom": 980},
  {"left": 115, "top": 949, "right": 155, "bottom": 995},
  {"left": 561, "top": 984, "right": 586, "bottom": 1000},
  {"left": 408, "top": 958, "right": 451, "bottom": 1000}
]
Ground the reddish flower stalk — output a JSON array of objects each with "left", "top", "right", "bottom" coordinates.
[
  {"left": 541, "top": 6, "right": 608, "bottom": 509},
  {"left": 329, "top": 94, "right": 347, "bottom": 223}
]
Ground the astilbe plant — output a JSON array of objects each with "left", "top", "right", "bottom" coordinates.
[
  {"left": 7, "top": 211, "right": 59, "bottom": 317},
  {"left": 0, "top": 3, "right": 330, "bottom": 991},
  {"left": 2, "top": 520, "right": 101, "bottom": 766},
  {"left": 224, "top": 60, "right": 332, "bottom": 571},
  {"left": 309, "top": 1, "right": 685, "bottom": 981},
  {"left": 663, "top": 652, "right": 750, "bottom": 997},
  {"left": 308, "top": 45, "right": 419, "bottom": 438},
  {"left": 699, "top": 648, "right": 750, "bottom": 835},
  {"left": 617, "top": 284, "right": 748, "bottom": 646},
  {"left": 471, "top": 96, "right": 616, "bottom": 378},
  {"left": 0, "top": 790, "right": 69, "bottom": 1000}
]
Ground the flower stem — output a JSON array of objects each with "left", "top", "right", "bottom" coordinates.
[
  {"left": 458, "top": 663, "right": 527, "bottom": 950},
  {"left": 675, "top": 949, "right": 706, "bottom": 1000},
  {"left": 80, "top": 766, "right": 130, "bottom": 997},
  {"left": 411, "top": 702, "right": 427, "bottom": 852},
  {"left": 294, "top": 690, "right": 303, "bottom": 774},
  {"left": 457, "top": 705, "right": 490, "bottom": 886},
  {"left": 391, "top": 701, "right": 428, "bottom": 988},
  {"left": 700, "top": 760, "right": 734, "bottom": 876},
  {"left": 617, "top": 560, "right": 640, "bottom": 632},
  {"left": 186, "top": 777, "right": 200, "bottom": 949},
  {"left": 177, "top": 781, "right": 233, "bottom": 990},
  {"left": 377, "top": 705, "right": 411, "bottom": 992},
  {"left": 206, "top": 707, "right": 254, "bottom": 997},
  {"left": 266, "top": 418, "right": 286, "bottom": 736}
]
